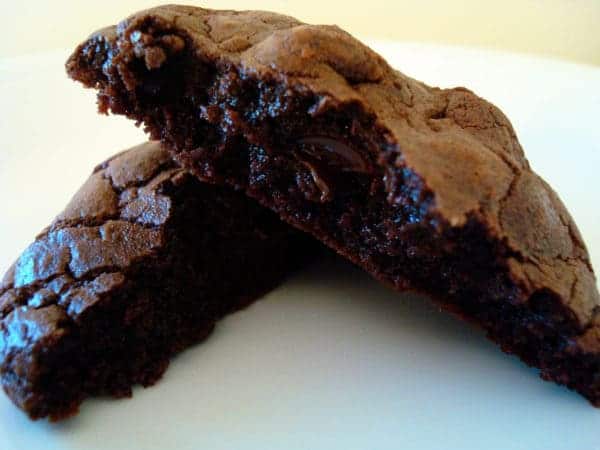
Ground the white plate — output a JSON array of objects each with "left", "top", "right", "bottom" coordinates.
[{"left": 0, "top": 42, "right": 599, "bottom": 450}]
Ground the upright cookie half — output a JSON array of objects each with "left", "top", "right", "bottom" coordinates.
[
  {"left": 0, "top": 141, "right": 311, "bottom": 420},
  {"left": 67, "top": 6, "right": 600, "bottom": 404}
]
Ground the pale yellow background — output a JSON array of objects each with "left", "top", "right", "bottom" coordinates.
[{"left": 1, "top": 0, "right": 599, "bottom": 66}]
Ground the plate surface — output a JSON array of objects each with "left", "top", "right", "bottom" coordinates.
[{"left": 0, "top": 42, "right": 599, "bottom": 450}]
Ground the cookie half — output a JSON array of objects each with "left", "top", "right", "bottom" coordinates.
[
  {"left": 0, "top": 141, "right": 311, "bottom": 420},
  {"left": 67, "top": 6, "right": 600, "bottom": 404}
]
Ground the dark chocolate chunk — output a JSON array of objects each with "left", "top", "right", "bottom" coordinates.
[{"left": 0, "top": 141, "right": 312, "bottom": 420}]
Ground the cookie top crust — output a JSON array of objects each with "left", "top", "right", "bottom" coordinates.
[{"left": 0, "top": 142, "right": 179, "bottom": 322}]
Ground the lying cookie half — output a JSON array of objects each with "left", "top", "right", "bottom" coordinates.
[
  {"left": 67, "top": 6, "right": 600, "bottom": 404},
  {"left": 0, "top": 141, "right": 311, "bottom": 420}
]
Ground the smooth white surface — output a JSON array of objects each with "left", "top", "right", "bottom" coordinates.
[{"left": 0, "top": 42, "right": 599, "bottom": 450}]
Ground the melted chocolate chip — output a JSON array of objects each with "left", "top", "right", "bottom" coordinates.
[
  {"left": 294, "top": 136, "right": 373, "bottom": 203},
  {"left": 296, "top": 158, "right": 333, "bottom": 203},
  {"left": 297, "top": 136, "right": 371, "bottom": 174}
]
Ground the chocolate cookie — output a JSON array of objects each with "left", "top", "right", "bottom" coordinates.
[
  {"left": 0, "top": 141, "right": 311, "bottom": 420},
  {"left": 67, "top": 6, "right": 600, "bottom": 404}
]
